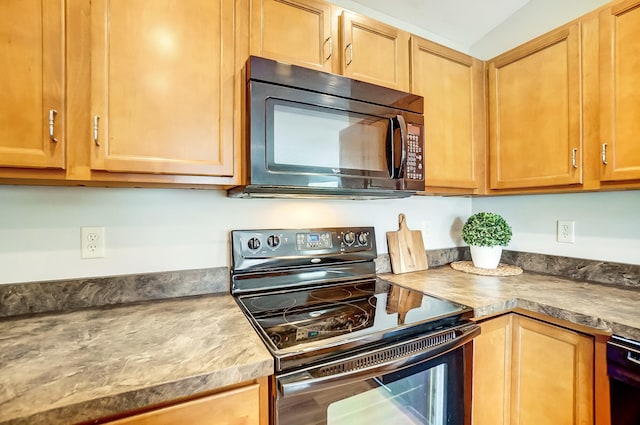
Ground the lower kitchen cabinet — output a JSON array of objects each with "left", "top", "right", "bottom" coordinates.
[
  {"left": 472, "top": 313, "right": 594, "bottom": 425},
  {"left": 103, "top": 378, "right": 268, "bottom": 425}
]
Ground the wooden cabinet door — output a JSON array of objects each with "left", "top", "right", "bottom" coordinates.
[
  {"left": 106, "top": 383, "right": 261, "bottom": 425},
  {"left": 488, "top": 24, "right": 582, "bottom": 189},
  {"left": 600, "top": 0, "right": 640, "bottom": 182},
  {"left": 0, "top": 0, "right": 65, "bottom": 169},
  {"left": 90, "top": 0, "right": 235, "bottom": 176},
  {"left": 472, "top": 314, "right": 512, "bottom": 425},
  {"left": 340, "top": 11, "right": 410, "bottom": 91},
  {"left": 472, "top": 314, "right": 594, "bottom": 425},
  {"left": 410, "top": 36, "right": 485, "bottom": 193},
  {"left": 250, "top": 0, "right": 334, "bottom": 72},
  {"left": 511, "top": 315, "right": 594, "bottom": 425}
]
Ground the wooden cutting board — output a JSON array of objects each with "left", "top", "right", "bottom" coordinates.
[{"left": 386, "top": 213, "right": 429, "bottom": 274}]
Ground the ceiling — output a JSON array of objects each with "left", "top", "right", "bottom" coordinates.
[
  {"left": 335, "top": 0, "right": 611, "bottom": 59},
  {"left": 350, "top": 0, "right": 530, "bottom": 48}
]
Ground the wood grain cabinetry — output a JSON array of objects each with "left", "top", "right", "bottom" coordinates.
[
  {"left": 599, "top": 0, "right": 640, "bottom": 183},
  {"left": 0, "top": 0, "right": 242, "bottom": 187},
  {"left": 472, "top": 314, "right": 512, "bottom": 425},
  {"left": 89, "top": 0, "right": 236, "bottom": 177},
  {"left": 410, "top": 36, "right": 485, "bottom": 193},
  {"left": 104, "top": 378, "right": 268, "bottom": 425},
  {"left": 250, "top": 0, "right": 335, "bottom": 73},
  {"left": 0, "top": 0, "right": 65, "bottom": 170},
  {"left": 487, "top": 24, "right": 582, "bottom": 190},
  {"left": 340, "top": 11, "right": 410, "bottom": 91},
  {"left": 249, "top": 0, "right": 410, "bottom": 90},
  {"left": 472, "top": 313, "right": 594, "bottom": 425}
]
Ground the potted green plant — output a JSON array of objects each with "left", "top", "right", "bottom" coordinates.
[{"left": 461, "top": 212, "right": 512, "bottom": 269}]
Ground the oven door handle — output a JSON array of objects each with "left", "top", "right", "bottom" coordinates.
[{"left": 277, "top": 322, "right": 480, "bottom": 397}]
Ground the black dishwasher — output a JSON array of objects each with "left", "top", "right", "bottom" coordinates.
[{"left": 607, "top": 336, "right": 640, "bottom": 425}]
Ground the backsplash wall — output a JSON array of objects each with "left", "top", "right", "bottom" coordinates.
[
  {"left": 1, "top": 186, "right": 638, "bottom": 285},
  {"left": 473, "top": 191, "right": 640, "bottom": 265},
  {"left": 0, "top": 185, "right": 469, "bottom": 284}
]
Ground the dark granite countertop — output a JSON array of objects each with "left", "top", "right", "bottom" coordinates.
[
  {"left": 1, "top": 266, "right": 639, "bottom": 425},
  {"left": 382, "top": 266, "right": 640, "bottom": 340},
  {"left": 0, "top": 294, "right": 273, "bottom": 425}
]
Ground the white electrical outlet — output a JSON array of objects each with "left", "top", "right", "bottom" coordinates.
[
  {"left": 81, "top": 227, "right": 105, "bottom": 258},
  {"left": 557, "top": 220, "right": 575, "bottom": 243}
]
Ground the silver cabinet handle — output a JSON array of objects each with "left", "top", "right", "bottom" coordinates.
[
  {"left": 93, "top": 115, "right": 100, "bottom": 146},
  {"left": 602, "top": 143, "right": 608, "bottom": 165},
  {"left": 324, "top": 37, "right": 332, "bottom": 62},
  {"left": 571, "top": 148, "right": 578, "bottom": 169},
  {"left": 48, "top": 109, "right": 58, "bottom": 143},
  {"left": 345, "top": 43, "right": 353, "bottom": 67}
]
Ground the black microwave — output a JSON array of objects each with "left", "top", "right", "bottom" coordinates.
[{"left": 228, "top": 56, "right": 425, "bottom": 199}]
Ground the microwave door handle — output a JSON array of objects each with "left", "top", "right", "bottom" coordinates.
[
  {"left": 386, "top": 117, "right": 396, "bottom": 178},
  {"left": 387, "top": 115, "right": 407, "bottom": 179},
  {"left": 395, "top": 115, "right": 407, "bottom": 178}
]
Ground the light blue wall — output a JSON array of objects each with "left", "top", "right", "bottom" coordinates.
[
  {"left": 473, "top": 191, "right": 640, "bottom": 265},
  {"left": 0, "top": 186, "right": 470, "bottom": 284}
]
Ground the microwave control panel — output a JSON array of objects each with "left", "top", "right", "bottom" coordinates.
[{"left": 406, "top": 124, "right": 423, "bottom": 181}]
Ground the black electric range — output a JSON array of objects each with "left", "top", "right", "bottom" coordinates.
[{"left": 230, "top": 226, "right": 475, "bottom": 373}]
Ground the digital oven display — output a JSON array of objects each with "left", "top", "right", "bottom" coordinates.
[{"left": 297, "top": 232, "right": 332, "bottom": 250}]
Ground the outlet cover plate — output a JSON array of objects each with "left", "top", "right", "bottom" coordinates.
[
  {"left": 557, "top": 220, "right": 575, "bottom": 243},
  {"left": 81, "top": 227, "right": 105, "bottom": 258}
]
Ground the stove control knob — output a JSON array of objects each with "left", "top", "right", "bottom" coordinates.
[
  {"left": 247, "top": 237, "right": 261, "bottom": 251},
  {"left": 343, "top": 231, "right": 355, "bottom": 245},
  {"left": 267, "top": 234, "right": 281, "bottom": 249},
  {"left": 357, "top": 232, "right": 369, "bottom": 246}
]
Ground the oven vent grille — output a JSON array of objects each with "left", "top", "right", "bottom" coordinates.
[{"left": 317, "top": 329, "right": 456, "bottom": 377}]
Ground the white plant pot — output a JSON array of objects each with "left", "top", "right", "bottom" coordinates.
[{"left": 470, "top": 245, "right": 503, "bottom": 269}]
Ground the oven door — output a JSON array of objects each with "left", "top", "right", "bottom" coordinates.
[
  {"left": 274, "top": 324, "right": 478, "bottom": 425},
  {"left": 608, "top": 336, "right": 640, "bottom": 425}
]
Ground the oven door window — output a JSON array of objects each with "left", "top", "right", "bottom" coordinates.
[
  {"left": 276, "top": 349, "right": 465, "bottom": 425},
  {"left": 266, "top": 98, "right": 392, "bottom": 178},
  {"left": 328, "top": 363, "right": 446, "bottom": 424}
]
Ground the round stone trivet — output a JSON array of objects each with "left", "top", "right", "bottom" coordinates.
[{"left": 450, "top": 261, "right": 523, "bottom": 276}]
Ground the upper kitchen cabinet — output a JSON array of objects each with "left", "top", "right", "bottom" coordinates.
[
  {"left": 599, "top": 0, "right": 640, "bottom": 183},
  {"left": 487, "top": 24, "right": 583, "bottom": 190},
  {"left": 249, "top": 1, "right": 410, "bottom": 91},
  {"left": 89, "top": 0, "right": 237, "bottom": 178},
  {"left": 0, "top": 0, "right": 65, "bottom": 170},
  {"left": 340, "top": 11, "right": 410, "bottom": 91},
  {"left": 410, "top": 36, "right": 485, "bottom": 194},
  {"left": 250, "top": 0, "right": 336, "bottom": 73}
]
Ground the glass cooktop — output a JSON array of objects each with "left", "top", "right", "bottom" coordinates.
[{"left": 237, "top": 278, "right": 472, "bottom": 352}]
